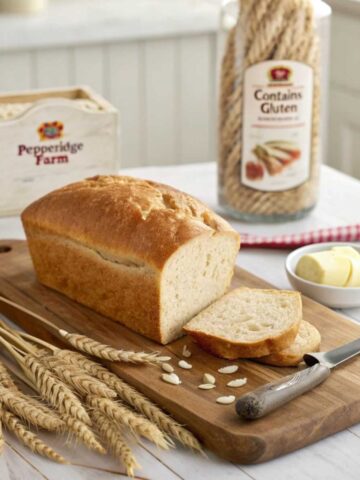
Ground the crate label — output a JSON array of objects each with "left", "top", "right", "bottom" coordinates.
[{"left": 0, "top": 103, "right": 118, "bottom": 214}]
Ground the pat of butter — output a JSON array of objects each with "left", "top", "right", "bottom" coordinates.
[
  {"left": 346, "top": 257, "right": 360, "bottom": 287},
  {"left": 296, "top": 252, "right": 351, "bottom": 286},
  {"left": 332, "top": 246, "right": 360, "bottom": 259},
  {"left": 296, "top": 246, "right": 360, "bottom": 287}
]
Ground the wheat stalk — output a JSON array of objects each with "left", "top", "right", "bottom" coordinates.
[
  {"left": 0, "top": 384, "right": 64, "bottom": 432},
  {"left": 0, "top": 409, "right": 66, "bottom": 463},
  {"left": 22, "top": 353, "right": 91, "bottom": 426},
  {"left": 91, "top": 410, "right": 139, "bottom": 478},
  {"left": 86, "top": 395, "right": 170, "bottom": 450},
  {"left": 0, "top": 405, "right": 4, "bottom": 455},
  {"left": 59, "top": 350, "right": 202, "bottom": 452},
  {"left": 0, "top": 362, "right": 64, "bottom": 432},
  {"left": 39, "top": 354, "right": 117, "bottom": 399},
  {"left": 0, "top": 296, "right": 168, "bottom": 364},
  {"left": 58, "top": 330, "right": 169, "bottom": 364},
  {"left": 63, "top": 415, "right": 106, "bottom": 454},
  {"left": 0, "top": 361, "right": 19, "bottom": 390}
]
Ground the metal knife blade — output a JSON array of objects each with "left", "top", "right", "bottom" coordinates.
[
  {"left": 236, "top": 337, "right": 360, "bottom": 420},
  {"left": 304, "top": 337, "right": 360, "bottom": 369}
]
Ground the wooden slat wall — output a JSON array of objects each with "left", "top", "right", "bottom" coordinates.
[
  {"left": 0, "top": 34, "right": 217, "bottom": 169},
  {"left": 328, "top": 12, "right": 360, "bottom": 179}
]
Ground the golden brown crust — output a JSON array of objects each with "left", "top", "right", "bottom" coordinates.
[
  {"left": 185, "top": 322, "right": 300, "bottom": 360},
  {"left": 25, "top": 230, "right": 163, "bottom": 343},
  {"left": 21, "top": 175, "right": 240, "bottom": 270},
  {"left": 183, "top": 289, "right": 302, "bottom": 359},
  {"left": 257, "top": 321, "right": 321, "bottom": 367}
]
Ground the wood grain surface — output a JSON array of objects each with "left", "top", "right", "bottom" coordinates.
[{"left": 1, "top": 239, "right": 360, "bottom": 464}]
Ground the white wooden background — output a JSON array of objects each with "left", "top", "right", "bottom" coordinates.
[{"left": 0, "top": 0, "right": 359, "bottom": 176}]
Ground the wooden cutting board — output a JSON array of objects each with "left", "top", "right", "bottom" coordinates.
[{"left": 1, "top": 239, "right": 360, "bottom": 464}]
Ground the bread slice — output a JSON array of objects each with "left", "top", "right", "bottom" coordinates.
[
  {"left": 183, "top": 288, "right": 302, "bottom": 359},
  {"left": 257, "top": 320, "right": 321, "bottom": 367}
]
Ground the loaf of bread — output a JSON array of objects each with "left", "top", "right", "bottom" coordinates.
[
  {"left": 21, "top": 175, "right": 240, "bottom": 344},
  {"left": 183, "top": 288, "right": 302, "bottom": 359}
]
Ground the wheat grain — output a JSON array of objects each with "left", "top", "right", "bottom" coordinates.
[
  {"left": 64, "top": 415, "right": 106, "bottom": 454},
  {"left": 22, "top": 353, "right": 91, "bottom": 425},
  {"left": 59, "top": 330, "right": 163, "bottom": 364},
  {"left": 91, "top": 410, "right": 139, "bottom": 477},
  {"left": 0, "top": 361, "right": 18, "bottom": 390},
  {"left": 87, "top": 395, "right": 169, "bottom": 450},
  {"left": 39, "top": 354, "right": 117, "bottom": 399},
  {"left": 0, "top": 361, "right": 64, "bottom": 430},
  {"left": 0, "top": 384, "right": 64, "bottom": 431},
  {"left": 0, "top": 409, "right": 66, "bottom": 463},
  {"left": 59, "top": 350, "right": 202, "bottom": 452}
]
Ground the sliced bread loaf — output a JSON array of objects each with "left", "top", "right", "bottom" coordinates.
[
  {"left": 183, "top": 288, "right": 302, "bottom": 359},
  {"left": 257, "top": 320, "right": 321, "bottom": 367},
  {"left": 22, "top": 175, "right": 240, "bottom": 344}
]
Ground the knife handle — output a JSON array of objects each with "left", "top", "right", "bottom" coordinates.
[{"left": 236, "top": 363, "right": 330, "bottom": 420}]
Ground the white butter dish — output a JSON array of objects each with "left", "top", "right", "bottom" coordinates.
[{"left": 285, "top": 242, "right": 360, "bottom": 308}]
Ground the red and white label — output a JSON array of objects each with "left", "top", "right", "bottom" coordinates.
[{"left": 241, "top": 60, "right": 313, "bottom": 192}]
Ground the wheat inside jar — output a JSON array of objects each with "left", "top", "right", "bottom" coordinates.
[{"left": 218, "top": 0, "right": 331, "bottom": 222}]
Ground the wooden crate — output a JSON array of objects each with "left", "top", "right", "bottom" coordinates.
[{"left": 0, "top": 85, "right": 119, "bottom": 216}]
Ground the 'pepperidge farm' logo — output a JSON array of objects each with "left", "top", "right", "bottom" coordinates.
[
  {"left": 268, "top": 66, "right": 292, "bottom": 83},
  {"left": 18, "top": 122, "right": 84, "bottom": 166},
  {"left": 38, "top": 121, "right": 63, "bottom": 141}
]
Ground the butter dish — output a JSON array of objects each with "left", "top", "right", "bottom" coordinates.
[{"left": 286, "top": 242, "right": 360, "bottom": 308}]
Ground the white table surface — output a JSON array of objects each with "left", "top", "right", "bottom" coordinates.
[{"left": 1, "top": 162, "right": 360, "bottom": 480}]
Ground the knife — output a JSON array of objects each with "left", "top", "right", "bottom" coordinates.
[{"left": 236, "top": 337, "right": 360, "bottom": 420}]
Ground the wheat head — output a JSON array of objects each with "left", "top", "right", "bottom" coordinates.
[
  {"left": 86, "top": 395, "right": 169, "bottom": 450},
  {"left": 39, "top": 353, "right": 117, "bottom": 399},
  {"left": 64, "top": 415, "right": 106, "bottom": 455},
  {"left": 0, "top": 404, "right": 4, "bottom": 454},
  {"left": 59, "top": 350, "right": 202, "bottom": 451},
  {"left": 60, "top": 331, "right": 164, "bottom": 364},
  {"left": 0, "top": 384, "right": 64, "bottom": 432},
  {"left": 0, "top": 409, "right": 66, "bottom": 463},
  {"left": 0, "top": 361, "right": 64, "bottom": 430},
  {"left": 92, "top": 410, "right": 139, "bottom": 477},
  {"left": 22, "top": 353, "right": 91, "bottom": 425}
]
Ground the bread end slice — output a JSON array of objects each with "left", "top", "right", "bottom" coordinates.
[
  {"left": 256, "top": 320, "right": 321, "bottom": 367},
  {"left": 183, "top": 287, "right": 302, "bottom": 360}
]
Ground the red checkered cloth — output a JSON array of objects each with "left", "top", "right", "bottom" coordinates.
[{"left": 241, "top": 225, "right": 360, "bottom": 249}]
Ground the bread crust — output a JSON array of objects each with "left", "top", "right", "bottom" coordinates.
[
  {"left": 22, "top": 175, "right": 240, "bottom": 344},
  {"left": 183, "top": 289, "right": 302, "bottom": 359},
  {"left": 257, "top": 321, "right": 321, "bottom": 367},
  {"left": 184, "top": 321, "right": 300, "bottom": 359},
  {"left": 21, "top": 175, "right": 239, "bottom": 270},
  {"left": 25, "top": 230, "right": 163, "bottom": 342}
]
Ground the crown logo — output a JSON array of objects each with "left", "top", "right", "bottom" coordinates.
[
  {"left": 38, "top": 121, "right": 64, "bottom": 141},
  {"left": 269, "top": 66, "right": 292, "bottom": 82}
]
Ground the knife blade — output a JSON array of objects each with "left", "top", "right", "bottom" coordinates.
[{"left": 236, "top": 337, "right": 360, "bottom": 420}]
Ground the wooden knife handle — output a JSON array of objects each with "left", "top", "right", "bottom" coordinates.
[{"left": 236, "top": 363, "right": 330, "bottom": 420}]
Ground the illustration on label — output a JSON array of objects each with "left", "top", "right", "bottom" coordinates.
[
  {"left": 241, "top": 60, "right": 313, "bottom": 192},
  {"left": 38, "top": 121, "right": 63, "bottom": 141}
]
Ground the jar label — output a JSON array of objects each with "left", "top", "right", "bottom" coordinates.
[{"left": 241, "top": 60, "right": 313, "bottom": 192}]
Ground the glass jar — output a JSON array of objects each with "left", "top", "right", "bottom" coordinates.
[{"left": 218, "top": 0, "right": 331, "bottom": 222}]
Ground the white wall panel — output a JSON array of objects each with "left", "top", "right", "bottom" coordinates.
[
  {"left": 72, "top": 45, "right": 105, "bottom": 95},
  {"left": 178, "top": 34, "right": 213, "bottom": 164},
  {"left": 328, "top": 87, "right": 360, "bottom": 179},
  {"left": 108, "top": 42, "right": 144, "bottom": 168},
  {"left": 34, "top": 48, "right": 72, "bottom": 88},
  {"left": 0, "top": 51, "right": 34, "bottom": 92},
  {"left": 144, "top": 38, "right": 179, "bottom": 166}
]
